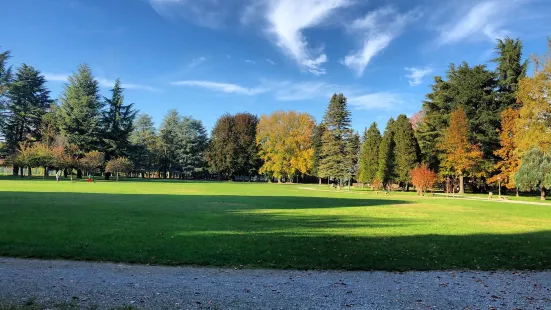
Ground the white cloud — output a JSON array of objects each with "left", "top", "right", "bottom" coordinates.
[
  {"left": 44, "top": 73, "right": 159, "bottom": 92},
  {"left": 266, "top": 58, "right": 276, "bottom": 65},
  {"left": 273, "top": 81, "right": 334, "bottom": 101},
  {"left": 265, "top": 0, "right": 352, "bottom": 75},
  {"left": 343, "top": 6, "right": 421, "bottom": 77},
  {"left": 188, "top": 57, "right": 206, "bottom": 68},
  {"left": 171, "top": 80, "right": 269, "bottom": 95},
  {"left": 436, "top": 0, "right": 521, "bottom": 44},
  {"left": 149, "top": 0, "right": 231, "bottom": 29},
  {"left": 245, "top": 59, "right": 256, "bottom": 64},
  {"left": 404, "top": 67, "right": 433, "bottom": 86},
  {"left": 44, "top": 73, "right": 70, "bottom": 82},
  {"left": 348, "top": 92, "right": 404, "bottom": 111}
]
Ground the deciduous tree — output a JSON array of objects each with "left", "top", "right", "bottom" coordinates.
[
  {"left": 488, "top": 108, "right": 520, "bottom": 193},
  {"left": 410, "top": 164, "right": 438, "bottom": 196},
  {"left": 516, "top": 39, "right": 551, "bottom": 153},
  {"left": 439, "top": 106, "right": 482, "bottom": 194},
  {"left": 105, "top": 157, "right": 133, "bottom": 181},
  {"left": 514, "top": 148, "right": 551, "bottom": 200}
]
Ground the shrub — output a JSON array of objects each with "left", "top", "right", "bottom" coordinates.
[{"left": 410, "top": 164, "right": 438, "bottom": 196}]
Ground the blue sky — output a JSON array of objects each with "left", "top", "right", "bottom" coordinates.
[{"left": 1, "top": 0, "right": 550, "bottom": 133}]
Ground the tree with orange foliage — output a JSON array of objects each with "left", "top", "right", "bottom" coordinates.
[
  {"left": 256, "top": 111, "right": 315, "bottom": 182},
  {"left": 488, "top": 108, "right": 520, "bottom": 194},
  {"left": 438, "top": 106, "right": 483, "bottom": 194},
  {"left": 410, "top": 164, "right": 438, "bottom": 196}
]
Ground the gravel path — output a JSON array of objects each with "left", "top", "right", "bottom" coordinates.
[{"left": 1, "top": 258, "right": 550, "bottom": 309}]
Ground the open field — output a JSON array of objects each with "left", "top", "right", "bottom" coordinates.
[{"left": 1, "top": 178, "right": 550, "bottom": 270}]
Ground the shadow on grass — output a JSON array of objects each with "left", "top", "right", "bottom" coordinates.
[{"left": 0, "top": 191, "right": 550, "bottom": 271}]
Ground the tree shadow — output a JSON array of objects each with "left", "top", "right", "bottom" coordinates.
[{"left": 0, "top": 191, "right": 549, "bottom": 271}]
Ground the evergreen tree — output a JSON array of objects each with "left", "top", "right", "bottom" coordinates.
[
  {"left": 358, "top": 122, "right": 381, "bottom": 185},
  {"left": 515, "top": 148, "right": 551, "bottom": 200},
  {"left": 345, "top": 131, "right": 360, "bottom": 189},
  {"left": 393, "top": 114, "right": 420, "bottom": 190},
  {"left": 415, "top": 76, "right": 453, "bottom": 170},
  {"left": 311, "top": 122, "right": 326, "bottom": 183},
  {"left": 377, "top": 118, "right": 396, "bottom": 187},
  {"left": 176, "top": 116, "right": 208, "bottom": 177},
  {"left": 0, "top": 50, "right": 12, "bottom": 128},
  {"left": 101, "top": 79, "right": 137, "bottom": 161},
  {"left": 2, "top": 64, "right": 52, "bottom": 175},
  {"left": 58, "top": 64, "right": 102, "bottom": 156},
  {"left": 206, "top": 113, "right": 236, "bottom": 178},
  {"left": 318, "top": 93, "right": 353, "bottom": 189},
  {"left": 129, "top": 113, "right": 159, "bottom": 177},
  {"left": 158, "top": 109, "right": 181, "bottom": 178},
  {"left": 492, "top": 37, "right": 528, "bottom": 109}
]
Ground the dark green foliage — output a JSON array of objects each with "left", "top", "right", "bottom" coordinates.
[
  {"left": 358, "top": 122, "right": 381, "bottom": 184},
  {"left": 311, "top": 122, "right": 326, "bottom": 178},
  {"left": 0, "top": 50, "right": 12, "bottom": 128},
  {"left": 2, "top": 64, "right": 52, "bottom": 156},
  {"left": 492, "top": 37, "right": 528, "bottom": 109},
  {"left": 345, "top": 131, "right": 361, "bottom": 181},
  {"left": 158, "top": 110, "right": 208, "bottom": 177},
  {"left": 176, "top": 116, "right": 208, "bottom": 176},
  {"left": 58, "top": 64, "right": 103, "bottom": 153},
  {"left": 207, "top": 113, "right": 260, "bottom": 178},
  {"left": 377, "top": 118, "right": 396, "bottom": 185},
  {"left": 158, "top": 110, "right": 182, "bottom": 176},
  {"left": 393, "top": 115, "right": 420, "bottom": 187},
  {"left": 101, "top": 79, "right": 137, "bottom": 160},
  {"left": 319, "top": 93, "right": 354, "bottom": 185},
  {"left": 129, "top": 114, "right": 158, "bottom": 175},
  {"left": 415, "top": 76, "right": 453, "bottom": 170}
]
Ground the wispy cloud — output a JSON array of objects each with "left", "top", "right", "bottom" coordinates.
[
  {"left": 273, "top": 81, "right": 335, "bottom": 101},
  {"left": 188, "top": 57, "right": 206, "bottom": 68},
  {"left": 149, "top": 0, "right": 232, "bottom": 29},
  {"left": 171, "top": 80, "right": 269, "bottom": 95},
  {"left": 245, "top": 59, "right": 256, "bottom": 64},
  {"left": 264, "top": 0, "right": 352, "bottom": 75},
  {"left": 348, "top": 92, "right": 404, "bottom": 111},
  {"left": 266, "top": 59, "right": 276, "bottom": 65},
  {"left": 44, "top": 73, "right": 70, "bottom": 82},
  {"left": 344, "top": 6, "right": 421, "bottom": 77},
  {"left": 44, "top": 73, "right": 159, "bottom": 92},
  {"left": 436, "top": 0, "right": 521, "bottom": 44},
  {"left": 404, "top": 67, "right": 433, "bottom": 86}
]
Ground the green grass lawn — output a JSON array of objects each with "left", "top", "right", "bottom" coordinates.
[{"left": 1, "top": 177, "right": 550, "bottom": 271}]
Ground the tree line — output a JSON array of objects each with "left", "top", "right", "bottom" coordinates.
[{"left": 1, "top": 37, "right": 551, "bottom": 198}]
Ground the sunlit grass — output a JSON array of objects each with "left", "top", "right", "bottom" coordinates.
[{"left": 0, "top": 177, "right": 550, "bottom": 270}]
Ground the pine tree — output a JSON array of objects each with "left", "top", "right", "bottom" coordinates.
[
  {"left": 129, "top": 113, "right": 158, "bottom": 177},
  {"left": 158, "top": 109, "right": 181, "bottom": 178},
  {"left": 206, "top": 113, "right": 236, "bottom": 178},
  {"left": 176, "top": 116, "right": 208, "bottom": 177},
  {"left": 393, "top": 114, "right": 420, "bottom": 190},
  {"left": 2, "top": 64, "right": 52, "bottom": 175},
  {"left": 345, "top": 131, "right": 360, "bottom": 190},
  {"left": 0, "top": 50, "right": 12, "bottom": 126},
  {"left": 101, "top": 79, "right": 137, "bottom": 161},
  {"left": 358, "top": 122, "right": 381, "bottom": 185},
  {"left": 311, "top": 122, "right": 326, "bottom": 184},
  {"left": 492, "top": 37, "right": 528, "bottom": 109},
  {"left": 377, "top": 118, "right": 396, "bottom": 188},
  {"left": 58, "top": 64, "right": 102, "bottom": 156},
  {"left": 319, "top": 93, "right": 353, "bottom": 189}
]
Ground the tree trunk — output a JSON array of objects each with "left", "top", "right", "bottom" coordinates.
[
  {"left": 117, "top": 172, "right": 119, "bottom": 181},
  {"left": 28, "top": 167, "right": 32, "bottom": 178},
  {"left": 76, "top": 169, "right": 82, "bottom": 179},
  {"left": 64, "top": 169, "right": 68, "bottom": 178},
  {"left": 541, "top": 187, "right": 546, "bottom": 200},
  {"left": 43, "top": 167, "right": 48, "bottom": 179},
  {"left": 277, "top": 178, "right": 281, "bottom": 184},
  {"left": 319, "top": 178, "right": 321, "bottom": 185},
  {"left": 516, "top": 188, "right": 519, "bottom": 197},
  {"left": 405, "top": 182, "right": 409, "bottom": 192},
  {"left": 20, "top": 167, "right": 24, "bottom": 177},
  {"left": 459, "top": 174, "right": 465, "bottom": 194},
  {"left": 12, "top": 165, "right": 18, "bottom": 177}
]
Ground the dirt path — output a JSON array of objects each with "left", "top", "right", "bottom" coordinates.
[
  {"left": 1, "top": 258, "right": 550, "bottom": 309},
  {"left": 297, "top": 186, "right": 551, "bottom": 206}
]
